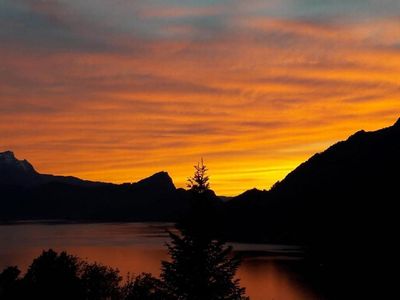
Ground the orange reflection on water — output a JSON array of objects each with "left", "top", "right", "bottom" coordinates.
[
  {"left": 238, "top": 258, "right": 318, "bottom": 300},
  {"left": 0, "top": 223, "right": 322, "bottom": 300}
]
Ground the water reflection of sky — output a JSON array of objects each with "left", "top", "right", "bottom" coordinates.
[{"left": 0, "top": 222, "right": 323, "bottom": 300}]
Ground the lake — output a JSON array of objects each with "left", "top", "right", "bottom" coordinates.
[{"left": 0, "top": 222, "right": 327, "bottom": 300}]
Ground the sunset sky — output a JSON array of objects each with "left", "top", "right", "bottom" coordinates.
[{"left": 1, "top": 0, "right": 399, "bottom": 195}]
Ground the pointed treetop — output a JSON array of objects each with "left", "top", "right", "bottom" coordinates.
[{"left": 187, "top": 158, "right": 210, "bottom": 194}]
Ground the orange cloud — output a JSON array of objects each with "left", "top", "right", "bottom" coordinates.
[{"left": 1, "top": 6, "right": 400, "bottom": 195}]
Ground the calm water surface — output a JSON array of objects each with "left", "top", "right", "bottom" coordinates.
[{"left": 0, "top": 222, "right": 326, "bottom": 300}]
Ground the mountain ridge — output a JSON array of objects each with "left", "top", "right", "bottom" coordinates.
[
  {"left": 229, "top": 117, "right": 400, "bottom": 200},
  {"left": 2, "top": 118, "right": 399, "bottom": 230},
  {"left": 221, "top": 117, "right": 400, "bottom": 251},
  {"left": 4, "top": 116, "right": 399, "bottom": 195},
  {"left": 270, "top": 117, "right": 400, "bottom": 196},
  {"left": 0, "top": 152, "right": 191, "bottom": 222},
  {"left": 0, "top": 151, "right": 176, "bottom": 190}
]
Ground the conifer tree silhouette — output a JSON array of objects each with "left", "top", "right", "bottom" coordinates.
[
  {"left": 161, "top": 160, "right": 249, "bottom": 300},
  {"left": 161, "top": 224, "right": 248, "bottom": 300}
]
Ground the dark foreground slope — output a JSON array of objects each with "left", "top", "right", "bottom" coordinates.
[{"left": 223, "top": 118, "right": 400, "bottom": 297}]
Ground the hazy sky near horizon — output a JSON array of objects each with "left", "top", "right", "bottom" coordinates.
[{"left": 1, "top": 0, "right": 400, "bottom": 195}]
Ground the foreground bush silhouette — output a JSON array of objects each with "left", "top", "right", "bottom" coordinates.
[
  {"left": 81, "top": 262, "right": 122, "bottom": 300},
  {"left": 0, "top": 249, "right": 124, "bottom": 300},
  {"left": 1, "top": 245, "right": 248, "bottom": 299},
  {"left": 123, "top": 273, "right": 164, "bottom": 299},
  {"left": 23, "top": 249, "right": 85, "bottom": 299},
  {"left": 0, "top": 266, "right": 21, "bottom": 299}
]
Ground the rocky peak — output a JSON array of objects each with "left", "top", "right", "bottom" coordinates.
[
  {"left": 133, "top": 171, "right": 176, "bottom": 193},
  {"left": 0, "top": 151, "right": 17, "bottom": 162},
  {"left": 0, "top": 151, "right": 38, "bottom": 185}
]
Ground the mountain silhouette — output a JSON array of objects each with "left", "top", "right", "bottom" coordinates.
[
  {"left": 225, "top": 118, "right": 400, "bottom": 239},
  {"left": 0, "top": 153, "right": 199, "bottom": 221},
  {"left": 271, "top": 117, "right": 400, "bottom": 197},
  {"left": 0, "top": 151, "right": 39, "bottom": 186},
  {"left": 0, "top": 151, "right": 106, "bottom": 188},
  {"left": 2, "top": 118, "right": 399, "bottom": 235},
  {"left": 132, "top": 171, "right": 176, "bottom": 193}
]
